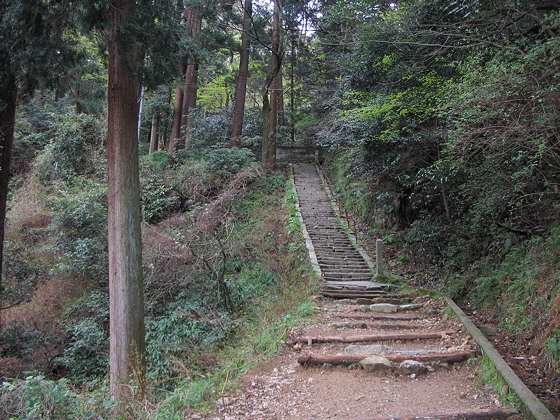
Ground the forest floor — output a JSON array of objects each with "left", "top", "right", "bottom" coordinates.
[{"left": 198, "top": 297, "right": 518, "bottom": 419}]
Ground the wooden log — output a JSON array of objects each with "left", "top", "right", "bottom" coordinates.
[
  {"left": 297, "top": 350, "right": 476, "bottom": 366},
  {"left": 371, "top": 407, "right": 519, "bottom": 420},
  {"left": 331, "top": 322, "right": 425, "bottom": 330},
  {"left": 294, "top": 331, "right": 453, "bottom": 344}
]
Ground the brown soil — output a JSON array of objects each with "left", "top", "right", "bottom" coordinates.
[{"left": 199, "top": 297, "right": 519, "bottom": 420}]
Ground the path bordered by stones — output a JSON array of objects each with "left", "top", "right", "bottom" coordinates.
[{"left": 210, "top": 163, "right": 521, "bottom": 419}]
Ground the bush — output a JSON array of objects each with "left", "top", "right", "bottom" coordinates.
[
  {"left": 0, "top": 322, "right": 44, "bottom": 360},
  {"left": 206, "top": 147, "right": 256, "bottom": 178},
  {"left": 2, "top": 242, "right": 46, "bottom": 308},
  {"left": 187, "top": 109, "right": 231, "bottom": 152},
  {"left": 60, "top": 291, "right": 109, "bottom": 384},
  {"left": 50, "top": 110, "right": 102, "bottom": 179},
  {"left": 143, "top": 150, "right": 169, "bottom": 170},
  {"left": 50, "top": 180, "right": 108, "bottom": 284},
  {"left": 60, "top": 319, "right": 109, "bottom": 384},
  {"left": 142, "top": 175, "right": 181, "bottom": 223},
  {"left": 232, "top": 263, "right": 279, "bottom": 305},
  {"left": 146, "top": 302, "right": 231, "bottom": 381},
  {"left": 0, "top": 375, "right": 111, "bottom": 419}
]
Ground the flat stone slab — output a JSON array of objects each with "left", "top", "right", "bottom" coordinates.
[
  {"left": 344, "top": 344, "right": 393, "bottom": 355},
  {"left": 324, "top": 281, "right": 392, "bottom": 290},
  {"left": 370, "top": 303, "right": 398, "bottom": 313}
]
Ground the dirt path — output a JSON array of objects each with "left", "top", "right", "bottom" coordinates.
[{"left": 204, "top": 163, "right": 521, "bottom": 419}]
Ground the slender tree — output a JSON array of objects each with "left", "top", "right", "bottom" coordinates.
[
  {"left": 0, "top": 1, "right": 80, "bottom": 316},
  {"left": 107, "top": 0, "right": 145, "bottom": 402},
  {"left": 230, "top": 0, "right": 253, "bottom": 146},
  {"left": 167, "top": 64, "right": 186, "bottom": 157},
  {"left": 179, "top": 10, "right": 202, "bottom": 147},
  {"left": 0, "top": 75, "right": 16, "bottom": 306},
  {"left": 262, "top": 0, "right": 282, "bottom": 168},
  {"left": 149, "top": 112, "right": 159, "bottom": 153}
]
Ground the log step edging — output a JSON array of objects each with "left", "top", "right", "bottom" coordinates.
[
  {"left": 293, "top": 331, "right": 455, "bottom": 344},
  {"left": 369, "top": 407, "right": 520, "bottom": 419},
  {"left": 297, "top": 350, "right": 477, "bottom": 366}
]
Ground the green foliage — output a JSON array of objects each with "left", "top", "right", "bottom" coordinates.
[
  {"left": 50, "top": 180, "right": 108, "bottom": 284},
  {"left": 61, "top": 319, "right": 109, "bottom": 385},
  {"left": 206, "top": 147, "right": 256, "bottom": 178},
  {"left": 2, "top": 241, "right": 47, "bottom": 309},
  {"left": 186, "top": 109, "right": 232, "bottom": 152},
  {"left": 144, "top": 150, "right": 170, "bottom": 170},
  {"left": 59, "top": 291, "right": 109, "bottom": 384},
  {"left": 0, "top": 322, "right": 44, "bottom": 360},
  {"left": 146, "top": 303, "right": 231, "bottom": 381},
  {"left": 545, "top": 329, "right": 560, "bottom": 371},
  {"left": 232, "top": 264, "right": 280, "bottom": 304},
  {"left": 0, "top": 375, "right": 112, "bottom": 420},
  {"left": 50, "top": 110, "right": 102, "bottom": 179},
  {"left": 142, "top": 175, "right": 181, "bottom": 224}
]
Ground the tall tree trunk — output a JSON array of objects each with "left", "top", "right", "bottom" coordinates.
[
  {"left": 0, "top": 74, "right": 17, "bottom": 318},
  {"left": 137, "top": 80, "right": 145, "bottom": 141},
  {"left": 277, "top": 68, "right": 285, "bottom": 127},
  {"left": 107, "top": 0, "right": 145, "bottom": 403},
  {"left": 290, "top": 31, "right": 296, "bottom": 143},
  {"left": 230, "top": 0, "right": 253, "bottom": 146},
  {"left": 180, "top": 14, "right": 201, "bottom": 148},
  {"left": 261, "top": 93, "right": 271, "bottom": 164},
  {"left": 167, "top": 64, "right": 186, "bottom": 158},
  {"left": 180, "top": 59, "right": 199, "bottom": 147},
  {"left": 263, "top": 0, "right": 282, "bottom": 169},
  {"left": 149, "top": 113, "right": 158, "bottom": 154}
]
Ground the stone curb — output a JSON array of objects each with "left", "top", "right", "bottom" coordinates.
[{"left": 443, "top": 296, "right": 555, "bottom": 420}]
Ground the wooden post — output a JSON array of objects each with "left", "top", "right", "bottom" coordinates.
[{"left": 376, "top": 238, "right": 385, "bottom": 276}]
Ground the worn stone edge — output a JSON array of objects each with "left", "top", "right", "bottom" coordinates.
[
  {"left": 443, "top": 295, "right": 555, "bottom": 420},
  {"left": 314, "top": 164, "right": 376, "bottom": 274},
  {"left": 289, "top": 164, "right": 322, "bottom": 279}
]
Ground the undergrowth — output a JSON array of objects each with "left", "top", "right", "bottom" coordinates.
[
  {"left": 478, "top": 356, "right": 522, "bottom": 409},
  {"left": 0, "top": 169, "right": 318, "bottom": 419}
]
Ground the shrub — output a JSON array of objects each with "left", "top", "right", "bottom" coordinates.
[
  {"left": 206, "top": 147, "right": 256, "bottom": 179},
  {"left": 0, "top": 375, "right": 111, "bottom": 419},
  {"left": 232, "top": 263, "right": 279, "bottom": 306},
  {"left": 1, "top": 242, "right": 46, "bottom": 308},
  {"left": 50, "top": 180, "right": 108, "bottom": 284},
  {"left": 146, "top": 302, "right": 231, "bottom": 381},
  {"left": 59, "top": 291, "right": 109, "bottom": 384},
  {"left": 60, "top": 319, "right": 109, "bottom": 384},
  {"left": 142, "top": 175, "right": 181, "bottom": 223},
  {"left": 187, "top": 109, "right": 231, "bottom": 152},
  {"left": 50, "top": 110, "right": 102, "bottom": 179},
  {"left": 0, "top": 322, "right": 44, "bottom": 360},
  {"left": 143, "top": 150, "right": 169, "bottom": 170}
]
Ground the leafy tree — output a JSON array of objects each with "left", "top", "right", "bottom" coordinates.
[{"left": 0, "top": 0, "right": 84, "bottom": 320}]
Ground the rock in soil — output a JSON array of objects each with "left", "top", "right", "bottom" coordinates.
[
  {"left": 360, "top": 356, "right": 393, "bottom": 374},
  {"left": 398, "top": 360, "right": 428, "bottom": 376}
]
